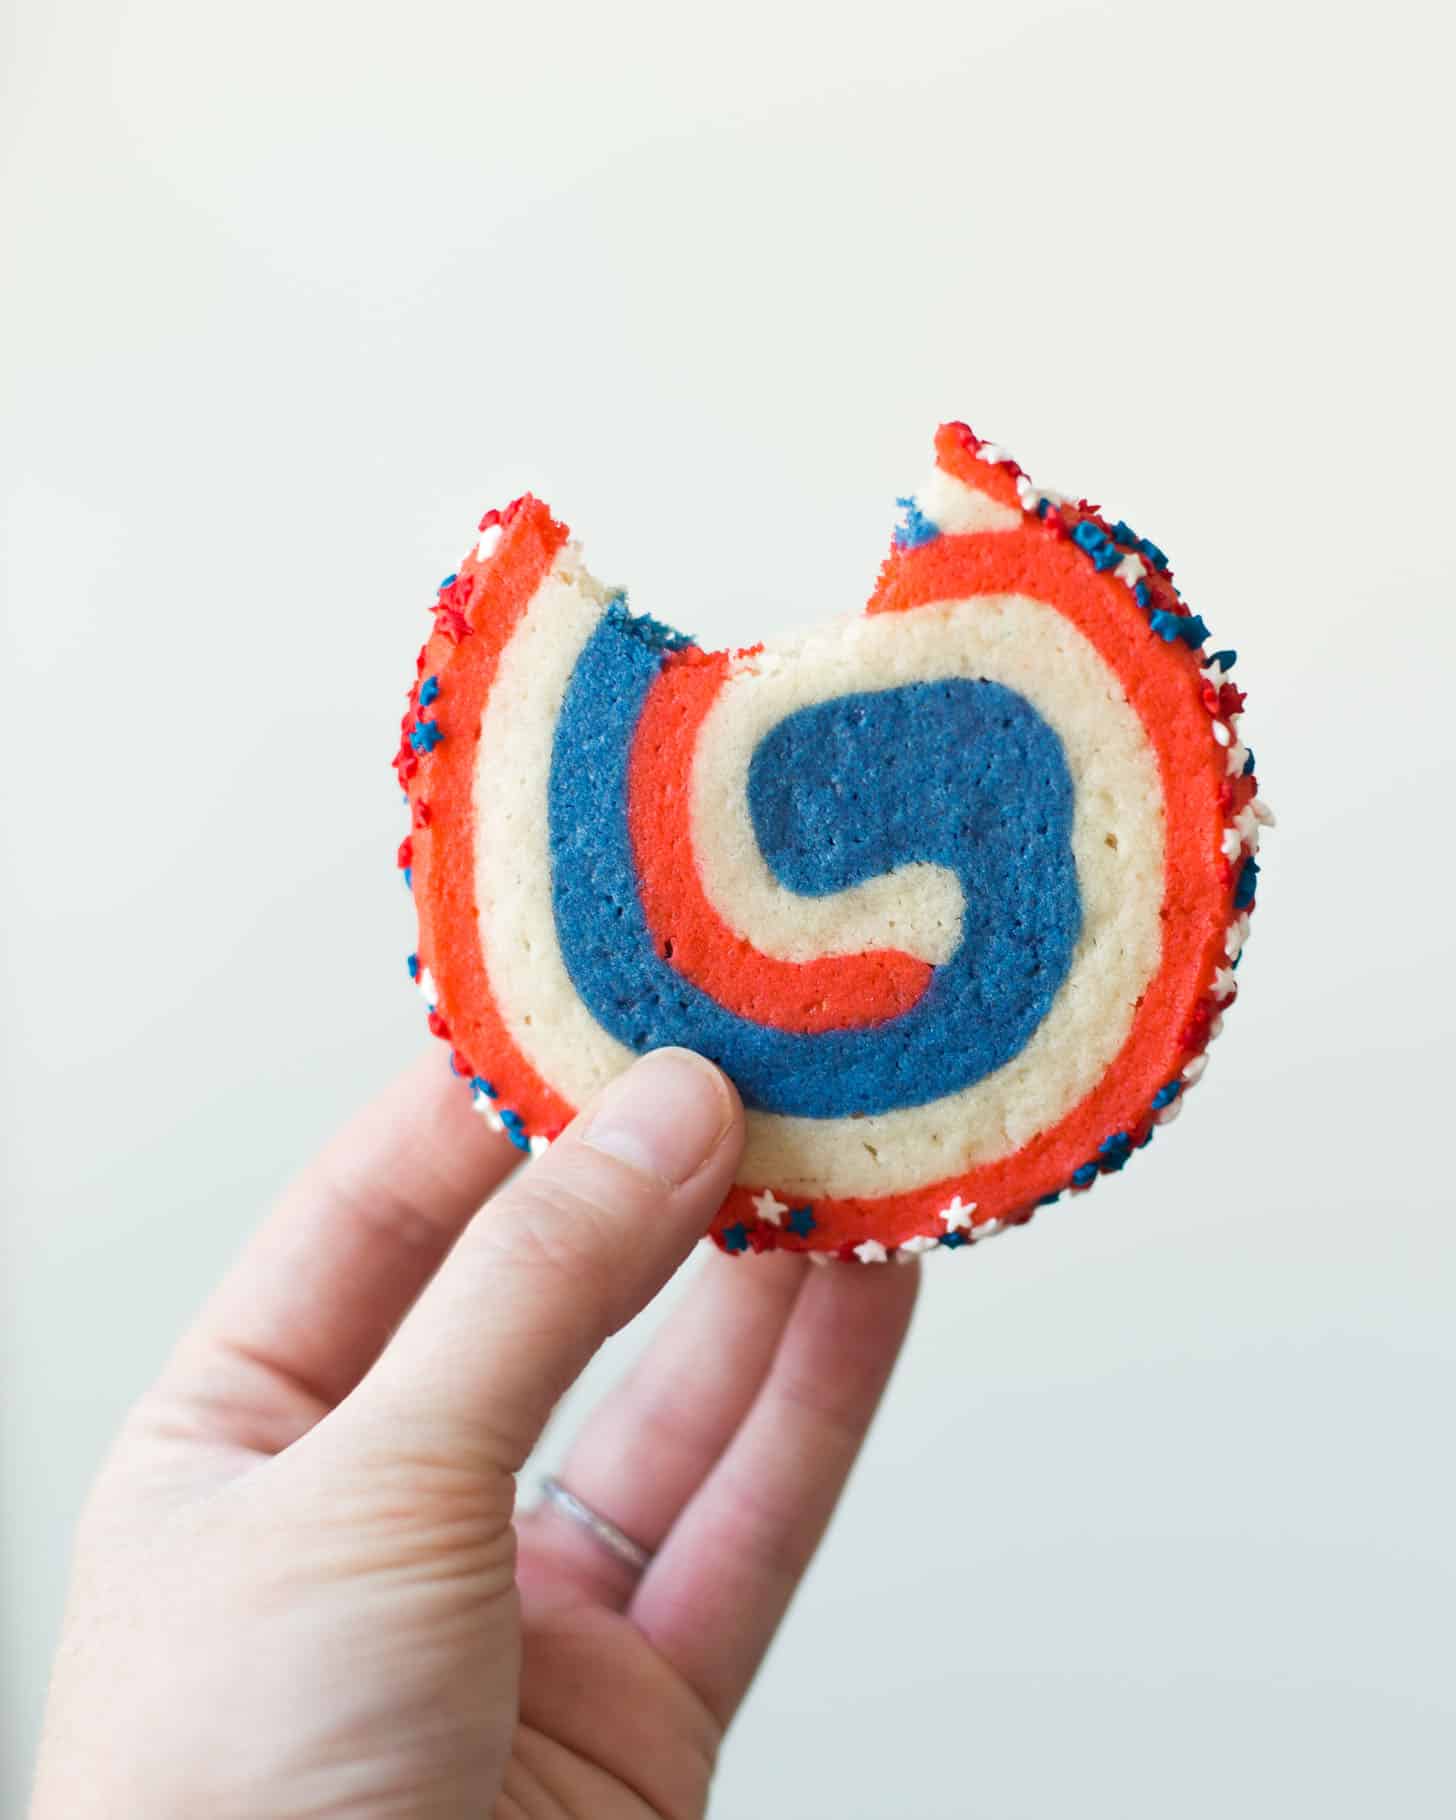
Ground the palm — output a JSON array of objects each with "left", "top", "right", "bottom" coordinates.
[{"left": 31, "top": 1055, "right": 917, "bottom": 1820}]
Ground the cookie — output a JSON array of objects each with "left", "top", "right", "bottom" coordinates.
[{"left": 394, "top": 422, "right": 1270, "bottom": 1260}]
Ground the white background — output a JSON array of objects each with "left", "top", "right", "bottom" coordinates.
[{"left": 4, "top": 2, "right": 1454, "bottom": 1814}]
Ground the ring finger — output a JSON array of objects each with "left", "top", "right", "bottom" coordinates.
[{"left": 516, "top": 1245, "right": 808, "bottom": 1607}]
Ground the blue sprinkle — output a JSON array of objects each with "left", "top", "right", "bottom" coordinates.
[
  {"left": 1036, "top": 498, "right": 1050, "bottom": 519},
  {"left": 439, "top": 572, "right": 457, "bottom": 591},
  {"left": 1038, "top": 1190, "right": 1062, "bottom": 1206},
  {"left": 1243, "top": 746, "right": 1257, "bottom": 776},
  {"left": 1233, "top": 855, "right": 1260, "bottom": 910},
  {"left": 1133, "top": 580, "right": 1153, "bottom": 610},
  {"left": 1209, "top": 649, "right": 1238, "bottom": 672},
  {"left": 505, "top": 1125, "right": 532, "bottom": 1154},
  {"left": 1098, "top": 1131, "right": 1134, "bottom": 1172},
  {"left": 419, "top": 674, "right": 440, "bottom": 707},
  {"left": 1150, "top": 610, "right": 1207, "bottom": 647},
  {"left": 1071, "top": 1163, "right": 1099, "bottom": 1189},
  {"left": 722, "top": 1222, "right": 750, "bottom": 1253},
  {"left": 1072, "top": 521, "right": 1122, "bottom": 570},
  {"left": 940, "top": 1230, "right": 969, "bottom": 1249},
  {"left": 1111, "top": 519, "right": 1140, "bottom": 549},
  {"left": 1233, "top": 951, "right": 1243, "bottom": 971},
  {"left": 403, "top": 867, "right": 412, "bottom": 891},
  {"left": 1151, "top": 1079, "right": 1183, "bottom": 1111},
  {"left": 1138, "top": 537, "right": 1169, "bottom": 571},
  {"left": 893, "top": 496, "right": 940, "bottom": 549},
  {"left": 1137, "top": 1129, "right": 1155, "bottom": 1149},
  {"left": 407, "top": 952, "right": 420, "bottom": 980},
  {"left": 499, "top": 1108, "right": 524, "bottom": 1130},
  {"left": 409, "top": 717, "right": 444, "bottom": 755},
  {"left": 469, "top": 1076, "right": 498, "bottom": 1100},
  {"left": 788, "top": 1206, "right": 816, "bottom": 1237}
]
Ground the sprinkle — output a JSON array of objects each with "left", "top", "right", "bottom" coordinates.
[
  {"left": 1151, "top": 1080, "right": 1183, "bottom": 1110},
  {"left": 854, "top": 1239, "right": 890, "bottom": 1264},
  {"left": 1138, "top": 536, "right": 1169, "bottom": 571},
  {"left": 788, "top": 1206, "right": 817, "bottom": 1238},
  {"left": 438, "top": 573, "right": 457, "bottom": 591},
  {"left": 1211, "top": 966, "right": 1237, "bottom": 1000},
  {"left": 1221, "top": 827, "right": 1243, "bottom": 861},
  {"left": 478, "top": 508, "right": 502, "bottom": 533},
  {"left": 939, "top": 1194, "right": 977, "bottom": 1231},
  {"left": 1155, "top": 1097, "right": 1184, "bottom": 1125},
  {"left": 899, "top": 1234, "right": 938, "bottom": 1255},
  {"left": 1182, "top": 1053, "right": 1209, "bottom": 1084},
  {"left": 722, "top": 1223, "right": 750, "bottom": 1254},
  {"left": 973, "top": 1217, "right": 1006, "bottom": 1242},
  {"left": 1097, "top": 1131, "right": 1134, "bottom": 1173},
  {"left": 1133, "top": 580, "right": 1153, "bottom": 610},
  {"left": 1228, "top": 741, "right": 1250, "bottom": 776},
  {"left": 751, "top": 1189, "right": 788, "bottom": 1226},
  {"left": 1242, "top": 747, "right": 1257, "bottom": 776},
  {"left": 529, "top": 1135, "right": 551, "bottom": 1158},
  {"left": 975, "top": 442, "right": 1010, "bottom": 464},
  {"left": 1071, "top": 1163, "right": 1099, "bottom": 1189},
  {"left": 1209, "top": 649, "right": 1237, "bottom": 672},
  {"left": 1251, "top": 796, "right": 1277, "bottom": 827},
  {"left": 1071, "top": 520, "right": 1123, "bottom": 571},
  {"left": 1233, "top": 855, "right": 1260, "bottom": 910},
  {"left": 1211, "top": 719, "right": 1232, "bottom": 746},
  {"left": 469, "top": 1076, "right": 498, "bottom": 1100},
  {"left": 939, "top": 1230, "right": 969, "bottom": 1249},
  {"left": 409, "top": 718, "right": 444, "bottom": 755},
  {"left": 416, "top": 966, "right": 438, "bottom": 1009},
  {"left": 1038, "top": 1190, "right": 1062, "bottom": 1206},
  {"left": 406, "top": 952, "right": 419, "bottom": 980},
  {"left": 418, "top": 675, "right": 440, "bottom": 707},
  {"left": 1111, "top": 519, "right": 1141, "bottom": 548},
  {"left": 426, "top": 1008, "right": 449, "bottom": 1040},
  {"left": 1115, "top": 552, "right": 1147, "bottom": 588},
  {"left": 397, "top": 835, "right": 413, "bottom": 869},
  {"left": 402, "top": 868, "right": 412, "bottom": 891}
]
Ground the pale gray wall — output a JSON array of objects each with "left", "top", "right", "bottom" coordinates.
[{"left": 5, "top": 2, "right": 1454, "bottom": 1814}]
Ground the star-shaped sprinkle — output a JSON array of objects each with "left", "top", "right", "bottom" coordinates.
[
  {"left": 787, "top": 1206, "right": 816, "bottom": 1238},
  {"left": 939, "top": 1195, "right": 976, "bottom": 1232},
  {"left": 854, "top": 1239, "right": 889, "bottom": 1264},
  {"left": 898, "top": 1234, "right": 937, "bottom": 1255},
  {"left": 751, "top": 1190, "right": 788, "bottom": 1226},
  {"left": 940, "top": 1231, "right": 969, "bottom": 1249},
  {"left": 722, "top": 1223, "right": 749, "bottom": 1254}
]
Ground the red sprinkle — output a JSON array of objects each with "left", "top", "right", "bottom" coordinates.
[
  {"left": 397, "top": 836, "right": 413, "bottom": 870},
  {"left": 427, "top": 1009, "right": 450, "bottom": 1040}
]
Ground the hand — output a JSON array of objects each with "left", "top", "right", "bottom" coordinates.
[{"left": 30, "top": 1047, "right": 918, "bottom": 1818}]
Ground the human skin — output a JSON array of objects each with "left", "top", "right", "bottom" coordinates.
[{"left": 29, "top": 1046, "right": 919, "bottom": 1818}]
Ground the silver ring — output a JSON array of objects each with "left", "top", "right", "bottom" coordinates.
[{"left": 537, "top": 1475, "right": 654, "bottom": 1573}]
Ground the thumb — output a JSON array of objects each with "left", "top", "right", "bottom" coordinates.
[{"left": 334, "top": 1048, "right": 744, "bottom": 1474}]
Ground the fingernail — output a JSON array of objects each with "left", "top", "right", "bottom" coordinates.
[{"left": 583, "top": 1049, "right": 734, "bottom": 1185}]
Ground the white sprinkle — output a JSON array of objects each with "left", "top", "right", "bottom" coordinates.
[
  {"left": 1211, "top": 720, "right": 1231, "bottom": 747},
  {"left": 1227, "top": 741, "right": 1250, "bottom": 776},
  {"left": 939, "top": 1194, "right": 977, "bottom": 1231},
  {"left": 751, "top": 1189, "right": 788, "bottom": 1226},
  {"left": 474, "top": 1100, "right": 504, "bottom": 1133},
  {"left": 975, "top": 442, "right": 1010, "bottom": 465},
  {"left": 1182, "top": 1053, "right": 1209, "bottom": 1084},
  {"left": 808, "top": 1252, "right": 834, "bottom": 1267},
  {"left": 1211, "top": 967, "right": 1238, "bottom": 1001},
  {"left": 1155, "top": 1098, "right": 1184, "bottom": 1125},
  {"left": 475, "top": 524, "right": 502, "bottom": 563},
  {"left": 1221, "top": 828, "right": 1243, "bottom": 862},
  {"left": 1225, "top": 914, "right": 1251, "bottom": 961},
  {"left": 417, "top": 966, "right": 439, "bottom": 1010},
  {"left": 854, "top": 1239, "right": 890, "bottom": 1264},
  {"left": 1208, "top": 1013, "right": 1225, "bottom": 1041},
  {"left": 528, "top": 1135, "right": 551, "bottom": 1158},
  {"left": 899, "top": 1234, "right": 939, "bottom": 1255},
  {"left": 972, "top": 1218, "right": 1005, "bottom": 1242},
  {"left": 1251, "top": 796, "right": 1277, "bottom": 827},
  {"left": 1115, "top": 552, "right": 1147, "bottom": 588}
]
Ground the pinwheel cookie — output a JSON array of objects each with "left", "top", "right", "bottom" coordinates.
[{"left": 393, "top": 423, "right": 1270, "bottom": 1260}]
